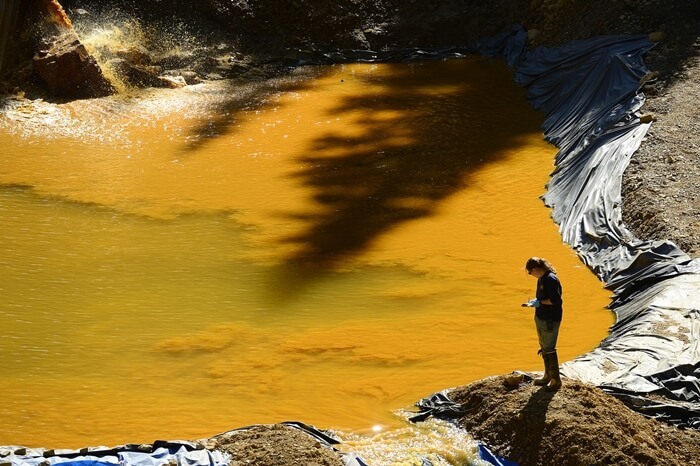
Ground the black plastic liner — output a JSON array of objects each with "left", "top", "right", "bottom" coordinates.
[{"left": 403, "top": 26, "right": 700, "bottom": 429}]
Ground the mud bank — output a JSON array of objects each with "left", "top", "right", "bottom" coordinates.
[{"left": 450, "top": 375, "right": 700, "bottom": 466}]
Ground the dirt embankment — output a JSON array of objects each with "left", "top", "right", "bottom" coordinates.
[
  {"left": 450, "top": 375, "right": 700, "bottom": 466},
  {"left": 203, "top": 424, "right": 345, "bottom": 466},
  {"left": 198, "top": 375, "right": 700, "bottom": 466}
]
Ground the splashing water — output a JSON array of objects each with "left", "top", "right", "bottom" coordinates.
[
  {"left": 45, "top": 0, "right": 74, "bottom": 30},
  {"left": 339, "top": 414, "right": 492, "bottom": 466},
  {"left": 68, "top": 7, "right": 211, "bottom": 93}
]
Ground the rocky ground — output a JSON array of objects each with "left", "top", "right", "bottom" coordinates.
[
  {"left": 621, "top": 51, "right": 700, "bottom": 258},
  {"left": 2, "top": 0, "right": 699, "bottom": 464}
]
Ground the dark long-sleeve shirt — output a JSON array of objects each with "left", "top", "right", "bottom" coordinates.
[{"left": 535, "top": 271, "right": 563, "bottom": 322}]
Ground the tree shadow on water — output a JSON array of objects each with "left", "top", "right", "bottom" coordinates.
[{"left": 272, "top": 58, "right": 546, "bottom": 300}]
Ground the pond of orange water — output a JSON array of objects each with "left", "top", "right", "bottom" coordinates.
[{"left": 0, "top": 58, "right": 613, "bottom": 449}]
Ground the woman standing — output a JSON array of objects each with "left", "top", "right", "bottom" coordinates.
[{"left": 523, "top": 257, "right": 563, "bottom": 391}]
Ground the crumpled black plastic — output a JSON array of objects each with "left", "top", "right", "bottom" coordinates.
[{"left": 409, "top": 391, "right": 470, "bottom": 423}]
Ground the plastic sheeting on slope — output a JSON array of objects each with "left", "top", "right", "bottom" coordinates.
[
  {"left": 505, "top": 29, "right": 700, "bottom": 429},
  {"left": 408, "top": 26, "right": 700, "bottom": 429}
]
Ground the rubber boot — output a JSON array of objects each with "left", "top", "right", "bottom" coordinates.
[
  {"left": 545, "top": 349, "right": 562, "bottom": 391},
  {"left": 533, "top": 350, "right": 550, "bottom": 386}
]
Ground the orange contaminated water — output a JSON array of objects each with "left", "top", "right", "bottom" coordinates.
[
  {"left": 45, "top": 0, "right": 74, "bottom": 30},
  {"left": 0, "top": 58, "right": 613, "bottom": 448}
]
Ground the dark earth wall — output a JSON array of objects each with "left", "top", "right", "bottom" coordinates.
[
  {"left": 49, "top": 1, "right": 700, "bottom": 89},
  {"left": 5, "top": 0, "right": 700, "bottom": 93}
]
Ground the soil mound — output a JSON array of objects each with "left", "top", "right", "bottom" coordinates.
[
  {"left": 205, "top": 424, "right": 344, "bottom": 466},
  {"left": 449, "top": 375, "right": 700, "bottom": 466}
]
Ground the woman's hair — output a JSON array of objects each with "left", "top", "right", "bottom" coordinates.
[{"left": 525, "top": 257, "right": 556, "bottom": 274}]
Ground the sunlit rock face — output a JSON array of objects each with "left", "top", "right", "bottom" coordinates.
[{"left": 33, "top": 30, "right": 115, "bottom": 98}]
